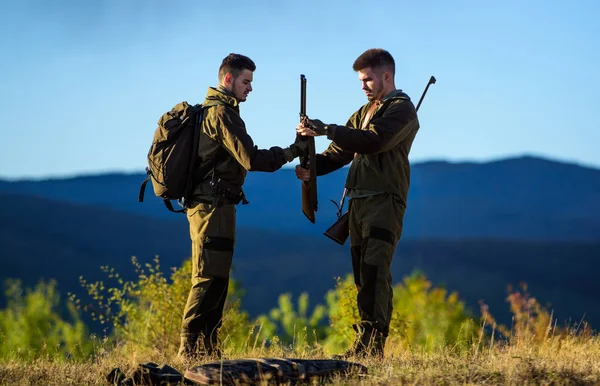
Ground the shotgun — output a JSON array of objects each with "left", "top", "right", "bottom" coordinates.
[{"left": 299, "top": 74, "right": 318, "bottom": 223}]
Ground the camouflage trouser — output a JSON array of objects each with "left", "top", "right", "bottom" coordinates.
[
  {"left": 348, "top": 193, "right": 405, "bottom": 337},
  {"left": 180, "top": 201, "right": 236, "bottom": 355}
]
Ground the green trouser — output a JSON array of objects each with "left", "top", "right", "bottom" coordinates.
[
  {"left": 348, "top": 192, "right": 405, "bottom": 337},
  {"left": 179, "top": 201, "right": 236, "bottom": 355}
]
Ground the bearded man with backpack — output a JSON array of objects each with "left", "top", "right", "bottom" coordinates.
[{"left": 176, "top": 53, "right": 308, "bottom": 360}]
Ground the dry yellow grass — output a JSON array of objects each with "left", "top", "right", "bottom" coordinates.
[{"left": 1, "top": 332, "right": 599, "bottom": 386}]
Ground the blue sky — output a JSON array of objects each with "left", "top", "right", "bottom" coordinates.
[{"left": 1, "top": 0, "right": 598, "bottom": 179}]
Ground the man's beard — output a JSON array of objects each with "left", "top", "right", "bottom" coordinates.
[
  {"left": 366, "top": 81, "right": 384, "bottom": 101},
  {"left": 231, "top": 83, "right": 246, "bottom": 102},
  {"left": 369, "top": 81, "right": 383, "bottom": 101}
]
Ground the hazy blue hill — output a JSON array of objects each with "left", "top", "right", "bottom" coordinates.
[
  {"left": 0, "top": 192, "right": 190, "bottom": 302},
  {"left": 2, "top": 191, "right": 600, "bottom": 330},
  {"left": 406, "top": 155, "right": 600, "bottom": 239},
  {"left": 1, "top": 155, "right": 599, "bottom": 241},
  {"left": 410, "top": 155, "right": 600, "bottom": 216}
]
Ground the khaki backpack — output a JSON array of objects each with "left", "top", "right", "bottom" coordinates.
[{"left": 138, "top": 101, "right": 206, "bottom": 212}]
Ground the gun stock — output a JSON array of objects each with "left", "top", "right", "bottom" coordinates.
[
  {"left": 301, "top": 181, "right": 315, "bottom": 223},
  {"left": 323, "top": 211, "right": 349, "bottom": 245},
  {"left": 299, "top": 74, "right": 318, "bottom": 223}
]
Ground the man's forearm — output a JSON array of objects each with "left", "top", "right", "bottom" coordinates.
[
  {"left": 248, "top": 146, "right": 289, "bottom": 172},
  {"left": 315, "top": 154, "right": 346, "bottom": 176}
]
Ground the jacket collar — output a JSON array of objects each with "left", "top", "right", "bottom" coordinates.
[
  {"left": 204, "top": 87, "right": 239, "bottom": 108},
  {"left": 382, "top": 89, "right": 407, "bottom": 101}
]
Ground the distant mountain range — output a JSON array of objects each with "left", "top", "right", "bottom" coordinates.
[
  {"left": 1, "top": 155, "right": 600, "bottom": 330},
  {"left": 2, "top": 155, "right": 599, "bottom": 241}
]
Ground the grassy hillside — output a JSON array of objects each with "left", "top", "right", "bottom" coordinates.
[
  {"left": 1, "top": 333, "right": 599, "bottom": 385},
  {"left": 2, "top": 192, "right": 600, "bottom": 331}
]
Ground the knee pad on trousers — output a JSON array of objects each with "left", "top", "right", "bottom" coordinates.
[
  {"left": 363, "top": 227, "right": 395, "bottom": 267},
  {"left": 201, "top": 236, "right": 234, "bottom": 278}
]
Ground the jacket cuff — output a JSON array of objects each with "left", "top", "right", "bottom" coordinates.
[
  {"left": 325, "top": 124, "right": 337, "bottom": 140},
  {"left": 283, "top": 148, "right": 295, "bottom": 162}
]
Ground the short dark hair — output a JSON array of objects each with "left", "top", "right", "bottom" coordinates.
[
  {"left": 218, "top": 53, "right": 256, "bottom": 81},
  {"left": 352, "top": 48, "right": 395, "bottom": 75}
]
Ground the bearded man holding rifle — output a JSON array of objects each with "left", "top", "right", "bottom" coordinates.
[{"left": 296, "top": 48, "right": 435, "bottom": 358}]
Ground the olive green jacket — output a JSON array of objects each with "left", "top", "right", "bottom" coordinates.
[
  {"left": 191, "top": 87, "right": 291, "bottom": 200},
  {"left": 315, "top": 90, "right": 419, "bottom": 207}
]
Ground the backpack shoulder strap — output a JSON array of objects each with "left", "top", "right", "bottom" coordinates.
[{"left": 191, "top": 100, "right": 230, "bottom": 182}]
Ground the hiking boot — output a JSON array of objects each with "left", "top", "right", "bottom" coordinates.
[
  {"left": 335, "top": 323, "right": 387, "bottom": 359},
  {"left": 177, "top": 335, "right": 199, "bottom": 362},
  {"left": 202, "top": 332, "right": 222, "bottom": 359},
  {"left": 177, "top": 333, "right": 222, "bottom": 362}
]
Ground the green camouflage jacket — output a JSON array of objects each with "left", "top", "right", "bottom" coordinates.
[
  {"left": 191, "top": 87, "right": 291, "bottom": 201},
  {"left": 315, "top": 90, "right": 419, "bottom": 207}
]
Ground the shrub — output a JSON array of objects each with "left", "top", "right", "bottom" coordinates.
[
  {"left": 75, "top": 256, "right": 255, "bottom": 355},
  {"left": 0, "top": 279, "right": 95, "bottom": 361},
  {"left": 254, "top": 292, "right": 327, "bottom": 349},
  {"left": 324, "top": 272, "right": 477, "bottom": 354}
]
